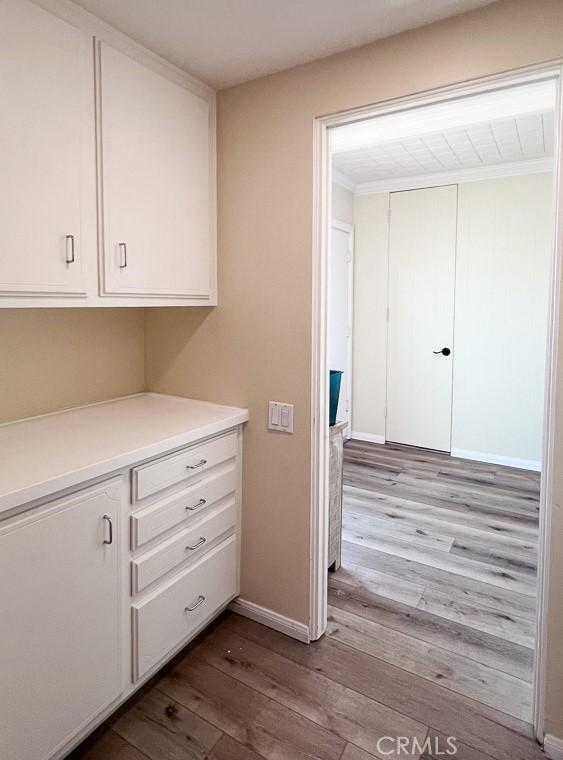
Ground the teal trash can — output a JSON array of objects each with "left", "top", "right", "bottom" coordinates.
[{"left": 329, "top": 370, "right": 343, "bottom": 426}]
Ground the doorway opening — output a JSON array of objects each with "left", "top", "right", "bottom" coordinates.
[{"left": 313, "top": 66, "right": 562, "bottom": 742}]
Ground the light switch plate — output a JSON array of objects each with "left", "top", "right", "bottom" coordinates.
[{"left": 268, "top": 401, "right": 294, "bottom": 433}]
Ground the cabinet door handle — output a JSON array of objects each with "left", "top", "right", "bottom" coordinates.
[
  {"left": 186, "top": 498, "right": 207, "bottom": 512},
  {"left": 185, "top": 595, "right": 205, "bottom": 612},
  {"left": 119, "top": 242, "right": 128, "bottom": 269},
  {"left": 103, "top": 514, "right": 113, "bottom": 545},
  {"left": 185, "top": 536, "right": 206, "bottom": 551},
  {"left": 186, "top": 459, "right": 207, "bottom": 470},
  {"left": 65, "top": 235, "right": 75, "bottom": 264}
]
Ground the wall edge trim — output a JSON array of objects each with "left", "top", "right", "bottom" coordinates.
[
  {"left": 351, "top": 431, "right": 386, "bottom": 445},
  {"left": 451, "top": 447, "right": 541, "bottom": 471},
  {"left": 544, "top": 734, "right": 563, "bottom": 760},
  {"left": 229, "top": 598, "right": 311, "bottom": 643}
]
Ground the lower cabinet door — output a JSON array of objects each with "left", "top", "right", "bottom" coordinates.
[
  {"left": 133, "top": 535, "right": 237, "bottom": 680},
  {"left": 0, "top": 480, "right": 122, "bottom": 760}
]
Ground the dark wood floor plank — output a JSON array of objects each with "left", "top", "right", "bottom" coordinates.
[
  {"left": 193, "top": 625, "right": 428, "bottom": 757},
  {"left": 69, "top": 725, "right": 150, "bottom": 760},
  {"left": 208, "top": 735, "right": 267, "bottom": 760},
  {"left": 223, "top": 615, "right": 543, "bottom": 760},
  {"left": 109, "top": 689, "right": 222, "bottom": 760},
  {"left": 156, "top": 653, "right": 346, "bottom": 760},
  {"left": 328, "top": 578, "right": 533, "bottom": 681},
  {"left": 326, "top": 605, "right": 532, "bottom": 719}
]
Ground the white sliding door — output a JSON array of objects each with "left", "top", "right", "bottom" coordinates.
[
  {"left": 328, "top": 221, "right": 354, "bottom": 435},
  {"left": 386, "top": 185, "right": 457, "bottom": 451}
]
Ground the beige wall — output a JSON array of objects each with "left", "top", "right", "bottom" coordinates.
[
  {"left": 352, "top": 192, "right": 389, "bottom": 440},
  {"left": 0, "top": 309, "right": 145, "bottom": 423},
  {"left": 143, "top": 0, "right": 563, "bottom": 737}
]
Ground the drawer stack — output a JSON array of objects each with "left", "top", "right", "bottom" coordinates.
[{"left": 129, "top": 430, "right": 240, "bottom": 680}]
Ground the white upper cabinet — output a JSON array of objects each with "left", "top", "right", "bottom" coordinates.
[
  {"left": 0, "top": 0, "right": 94, "bottom": 297},
  {"left": 0, "top": 0, "right": 216, "bottom": 307},
  {"left": 98, "top": 43, "right": 215, "bottom": 300}
]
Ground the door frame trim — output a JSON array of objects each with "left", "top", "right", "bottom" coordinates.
[
  {"left": 330, "top": 218, "right": 355, "bottom": 437},
  {"left": 310, "top": 61, "right": 563, "bottom": 744}
]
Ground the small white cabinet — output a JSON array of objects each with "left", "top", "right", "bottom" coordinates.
[
  {"left": 0, "top": 0, "right": 94, "bottom": 298},
  {"left": 99, "top": 42, "right": 214, "bottom": 300},
  {"left": 0, "top": 479, "right": 122, "bottom": 760}
]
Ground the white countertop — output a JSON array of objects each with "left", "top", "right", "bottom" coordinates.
[{"left": 0, "top": 393, "right": 249, "bottom": 515}]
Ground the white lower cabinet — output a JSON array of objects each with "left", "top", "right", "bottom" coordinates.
[
  {"left": 0, "top": 424, "right": 242, "bottom": 760},
  {"left": 0, "top": 480, "right": 122, "bottom": 760},
  {"left": 133, "top": 535, "right": 238, "bottom": 679}
]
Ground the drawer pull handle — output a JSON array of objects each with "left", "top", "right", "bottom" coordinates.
[
  {"left": 185, "top": 595, "right": 205, "bottom": 612},
  {"left": 185, "top": 536, "right": 206, "bottom": 551},
  {"left": 65, "top": 234, "right": 75, "bottom": 264},
  {"left": 186, "top": 498, "right": 207, "bottom": 512},
  {"left": 187, "top": 459, "right": 207, "bottom": 470},
  {"left": 103, "top": 514, "right": 113, "bottom": 545}
]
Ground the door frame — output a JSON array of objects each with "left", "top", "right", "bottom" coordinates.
[
  {"left": 330, "top": 218, "right": 354, "bottom": 436},
  {"left": 310, "top": 61, "right": 563, "bottom": 743}
]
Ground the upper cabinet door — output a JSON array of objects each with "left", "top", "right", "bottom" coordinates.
[
  {"left": 99, "top": 42, "right": 215, "bottom": 300},
  {"left": 0, "top": 0, "right": 93, "bottom": 296}
]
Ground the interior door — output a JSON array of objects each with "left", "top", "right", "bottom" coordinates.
[
  {"left": 328, "top": 221, "right": 353, "bottom": 435},
  {"left": 99, "top": 42, "right": 212, "bottom": 298},
  {"left": 0, "top": 480, "right": 122, "bottom": 760},
  {"left": 386, "top": 185, "right": 457, "bottom": 451},
  {"left": 0, "top": 0, "right": 92, "bottom": 296}
]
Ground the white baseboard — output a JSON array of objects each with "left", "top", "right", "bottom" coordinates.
[
  {"left": 351, "top": 431, "right": 386, "bottom": 445},
  {"left": 450, "top": 448, "right": 541, "bottom": 472},
  {"left": 544, "top": 734, "right": 563, "bottom": 760},
  {"left": 229, "top": 598, "right": 310, "bottom": 643}
]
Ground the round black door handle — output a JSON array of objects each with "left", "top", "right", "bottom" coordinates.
[{"left": 433, "top": 347, "right": 451, "bottom": 356}]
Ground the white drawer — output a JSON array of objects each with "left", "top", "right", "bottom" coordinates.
[
  {"left": 132, "top": 498, "right": 236, "bottom": 593},
  {"left": 132, "top": 536, "right": 237, "bottom": 680},
  {"left": 132, "top": 431, "right": 237, "bottom": 502},
  {"left": 131, "top": 465, "right": 236, "bottom": 548}
]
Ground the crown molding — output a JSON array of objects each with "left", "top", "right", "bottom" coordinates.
[{"left": 353, "top": 157, "right": 552, "bottom": 195}]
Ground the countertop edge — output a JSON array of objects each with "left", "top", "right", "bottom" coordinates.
[{"left": 0, "top": 408, "right": 249, "bottom": 517}]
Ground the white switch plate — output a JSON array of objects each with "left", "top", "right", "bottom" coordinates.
[{"left": 268, "top": 401, "right": 294, "bottom": 433}]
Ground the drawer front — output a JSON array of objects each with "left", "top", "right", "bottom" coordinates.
[
  {"left": 133, "top": 431, "right": 237, "bottom": 502},
  {"left": 133, "top": 536, "right": 237, "bottom": 680},
  {"left": 132, "top": 498, "right": 237, "bottom": 593},
  {"left": 131, "top": 466, "right": 236, "bottom": 548}
]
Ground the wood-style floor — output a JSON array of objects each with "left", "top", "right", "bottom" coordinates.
[
  {"left": 71, "top": 441, "right": 542, "bottom": 760},
  {"left": 334, "top": 440, "right": 539, "bottom": 722}
]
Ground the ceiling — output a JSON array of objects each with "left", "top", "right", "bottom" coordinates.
[
  {"left": 71, "top": 0, "right": 496, "bottom": 89},
  {"left": 332, "top": 79, "right": 556, "bottom": 189}
]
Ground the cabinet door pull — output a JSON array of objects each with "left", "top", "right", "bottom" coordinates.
[
  {"left": 185, "top": 498, "right": 206, "bottom": 512},
  {"left": 103, "top": 514, "right": 113, "bottom": 545},
  {"left": 119, "top": 242, "right": 128, "bottom": 268},
  {"left": 185, "top": 595, "right": 205, "bottom": 612},
  {"left": 186, "top": 459, "right": 207, "bottom": 470},
  {"left": 65, "top": 235, "right": 75, "bottom": 264},
  {"left": 185, "top": 536, "right": 206, "bottom": 551}
]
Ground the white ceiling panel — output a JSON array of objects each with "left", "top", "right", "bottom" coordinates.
[{"left": 332, "top": 80, "right": 557, "bottom": 187}]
